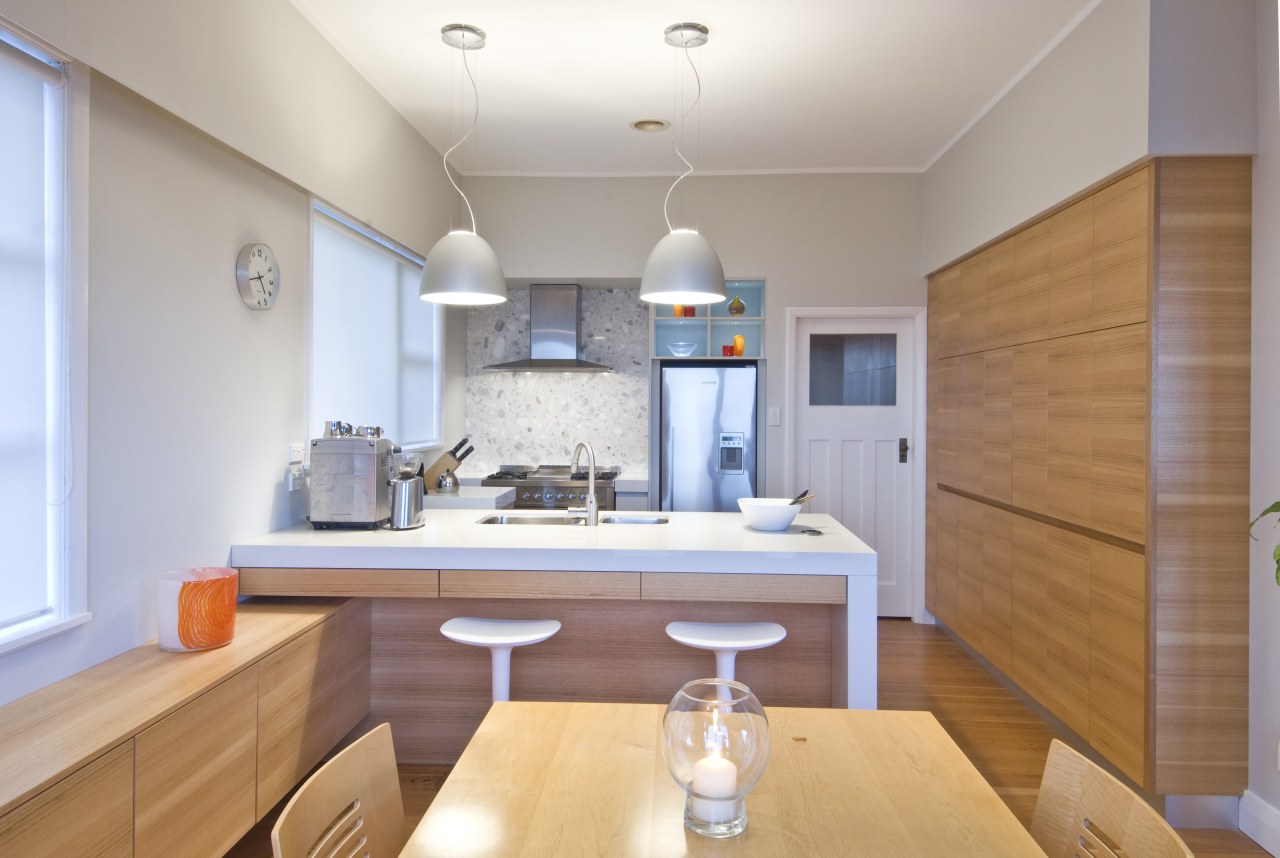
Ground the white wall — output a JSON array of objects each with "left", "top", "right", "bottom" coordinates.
[
  {"left": 1243, "top": 3, "right": 1280, "bottom": 851},
  {"left": 0, "top": 0, "right": 446, "bottom": 253},
  {"left": 922, "top": 0, "right": 1150, "bottom": 271},
  {"left": 464, "top": 173, "right": 925, "bottom": 495},
  {"left": 0, "top": 4, "right": 462, "bottom": 706}
]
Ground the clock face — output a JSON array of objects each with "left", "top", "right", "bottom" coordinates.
[{"left": 236, "top": 243, "right": 279, "bottom": 310}]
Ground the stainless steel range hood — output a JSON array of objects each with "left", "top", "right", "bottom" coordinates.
[{"left": 485, "top": 283, "right": 612, "bottom": 373}]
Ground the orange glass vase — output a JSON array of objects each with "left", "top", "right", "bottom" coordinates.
[{"left": 156, "top": 567, "right": 238, "bottom": 652}]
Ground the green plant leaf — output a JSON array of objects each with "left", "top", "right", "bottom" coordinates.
[
  {"left": 1250, "top": 500, "right": 1280, "bottom": 535},
  {"left": 1274, "top": 542, "right": 1280, "bottom": 587}
]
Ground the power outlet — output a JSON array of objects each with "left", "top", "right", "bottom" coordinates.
[
  {"left": 288, "top": 442, "right": 305, "bottom": 464},
  {"left": 767, "top": 407, "right": 781, "bottom": 426}
]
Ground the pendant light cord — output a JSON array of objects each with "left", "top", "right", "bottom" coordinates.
[
  {"left": 663, "top": 43, "right": 702, "bottom": 233},
  {"left": 443, "top": 46, "right": 480, "bottom": 234}
]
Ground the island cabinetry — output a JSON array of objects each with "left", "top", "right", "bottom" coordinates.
[
  {"left": 135, "top": 668, "right": 258, "bottom": 858},
  {"left": 0, "top": 741, "right": 133, "bottom": 857},
  {"left": 440, "top": 570, "right": 640, "bottom": 600},
  {"left": 240, "top": 566, "right": 439, "bottom": 598},
  {"left": 925, "top": 157, "right": 1250, "bottom": 795}
]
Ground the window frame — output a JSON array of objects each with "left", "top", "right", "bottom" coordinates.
[{"left": 0, "top": 27, "right": 90, "bottom": 657}]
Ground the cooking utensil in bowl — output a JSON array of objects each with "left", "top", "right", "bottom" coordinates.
[
  {"left": 737, "top": 498, "right": 801, "bottom": 532},
  {"left": 789, "top": 489, "right": 814, "bottom": 505}
]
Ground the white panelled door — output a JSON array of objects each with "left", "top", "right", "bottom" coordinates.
[{"left": 795, "top": 315, "right": 915, "bottom": 617}]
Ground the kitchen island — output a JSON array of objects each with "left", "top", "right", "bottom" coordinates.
[{"left": 230, "top": 509, "right": 875, "bottom": 763}]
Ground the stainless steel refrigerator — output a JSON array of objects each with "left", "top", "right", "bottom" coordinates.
[{"left": 656, "top": 361, "right": 758, "bottom": 511}]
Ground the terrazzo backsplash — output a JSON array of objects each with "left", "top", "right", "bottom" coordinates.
[{"left": 463, "top": 286, "right": 651, "bottom": 477}]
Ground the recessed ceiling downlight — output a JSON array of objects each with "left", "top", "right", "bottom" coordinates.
[{"left": 631, "top": 119, "right": 671, "bottom": 133}]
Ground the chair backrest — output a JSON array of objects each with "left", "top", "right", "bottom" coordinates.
[
  {"left": 271, "top": 722, "right": 404, "bottom": 858},
  {"left": 1029, "top": 739, "right": 1193, "bottom": 858}
]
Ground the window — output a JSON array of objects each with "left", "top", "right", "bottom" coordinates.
[
  {"left": 808, "top": 333, "right": 898, "bottom": 406},
  {"left": 310, "top": 204, "right": 442, "bottom": 449},
  {"left": 0, "top": 28, "right": 89, "bottom": 655}
]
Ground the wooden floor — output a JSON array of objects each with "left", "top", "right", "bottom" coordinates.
[{"left": 227, "top": 618, "right": 1268, "bottom": 857}]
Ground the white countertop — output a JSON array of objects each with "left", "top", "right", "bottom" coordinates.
[
  {"left": 231, "top": 510, "right": 874, "bottom": 576},
  {"left": 420, "top": 486, "right": 514, "bottom": 509}
]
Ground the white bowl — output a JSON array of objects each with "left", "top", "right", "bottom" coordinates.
[
  {"left": 737, "top": 497, "right": 800, "bottom": 532},
  {"left": 667, "top": 342, "right": 698, "bottom": 356}
]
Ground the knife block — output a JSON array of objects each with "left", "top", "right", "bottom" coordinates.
[{"left": 423, "top": 452, "right": 460, "bottom": 492}]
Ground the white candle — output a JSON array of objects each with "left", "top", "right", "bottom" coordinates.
[{"left": 690, "top": 751, "right": 738, "bottom": 823}]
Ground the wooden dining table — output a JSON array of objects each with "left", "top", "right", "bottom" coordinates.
[{"left": 399, "top": 701, "right": 1049, "bottom": 857}]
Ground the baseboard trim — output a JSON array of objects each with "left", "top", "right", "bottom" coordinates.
[{"left": 1240, "top": 790, "right": 1280, "bottom": 856}]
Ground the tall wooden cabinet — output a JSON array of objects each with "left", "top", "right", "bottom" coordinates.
[{"left": 925, "top": 158, "right": 1250, "bottom": 796}]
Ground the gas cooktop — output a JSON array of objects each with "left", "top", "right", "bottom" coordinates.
[{"left": 484, "top": 465, "right": 621, "bottom": 483}]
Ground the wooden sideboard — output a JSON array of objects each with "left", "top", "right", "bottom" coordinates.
[
  {"left": 0, "top": 598, "right": 370, "bottom": 858},
  {"left": 925, "top": 157, "right": 1250, "bottom": 796}
]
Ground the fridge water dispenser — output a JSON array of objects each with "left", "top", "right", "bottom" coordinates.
[{"left": 719, "top": 433, "right": 745, "bottom": 475}]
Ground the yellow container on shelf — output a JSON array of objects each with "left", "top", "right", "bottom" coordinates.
[{"left": 733, "top": 334, "right": 745, "bottom": 356}]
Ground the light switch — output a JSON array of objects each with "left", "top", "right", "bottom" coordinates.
[{"left": 767, "top": 407, "right": 781, "bottom": 426}]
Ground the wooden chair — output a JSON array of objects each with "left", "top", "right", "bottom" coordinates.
[
  {"left": 271, "top": 722, "right": 404, "bottom": 858},
  {"left": 1029, "top": 739, "right": 1193, "bottom": 858}
]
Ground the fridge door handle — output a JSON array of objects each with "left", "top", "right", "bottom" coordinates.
[{"left": 899, "top": 437, "right": 909, "bottom": 463}]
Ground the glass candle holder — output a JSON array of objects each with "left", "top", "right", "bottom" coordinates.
[{"left": 661, "top": 678, "right": 770, "bottom": 838}]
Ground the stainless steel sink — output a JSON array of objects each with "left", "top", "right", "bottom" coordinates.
[
  {"left": 477, "top": 513, "right": 669, "bottom": 525},
  {"left": 599, "top": 515, "right": 668, "bottom": 525},
  {"left": 478, "top": 514, "right": 586, "bottom": 526}
]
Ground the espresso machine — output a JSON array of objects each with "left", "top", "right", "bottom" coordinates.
[{"left": 307, "top": 422, "right": 394, "bottom": 528}]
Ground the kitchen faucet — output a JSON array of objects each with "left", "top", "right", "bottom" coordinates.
[{"left": 569, "top": 441, "right": 598, "bottom": 526}]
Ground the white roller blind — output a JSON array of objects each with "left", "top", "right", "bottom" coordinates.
[{"left": 311, "top": 209, "right": 441, "bottom": 449}]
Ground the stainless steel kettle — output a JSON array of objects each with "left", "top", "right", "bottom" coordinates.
[{"left": 436, "top": 468, "right": 460, "bottom": 493}]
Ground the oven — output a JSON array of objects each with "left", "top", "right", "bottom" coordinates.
[{"left": 481, "top": 464, "right": 619, "bottom": 511}]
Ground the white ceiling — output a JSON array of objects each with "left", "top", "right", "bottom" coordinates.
[{"left": 290, "top": 0, "right": 1095, "bottom": 176}]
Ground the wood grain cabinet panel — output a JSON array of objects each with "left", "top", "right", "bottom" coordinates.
[
  {"left": 442, "top": 570, "right": 640, "bottom": 600},
  {"left": 1043, "top": 528, "right": 1091, "bottom": 738},
  {"left": 1089, "top": 542, "right": 1146, "bottom": 785},
  {"left": 135, "top": 667, "right": 258, "bottom": 858},
  {"left": 980, "top": 506, "right": 1013, "bottom": 675},
  {"left": 1090, "top": 325, "right": 1148, "bottom": 543},
  {"left": 0, "top": 741, "right": 133, "bottom": 858},
  {"left": 957, "top": 353, "right": 985, "bottom": 494},
  {"left": 257, "top": 599, "right": 371, "bottom": 818},
  {"left": 929, "top": 265, "right": 961, "bottom": 360},
  {"left": 641, "top": 572, "right": 844, "bottom": 604},
  {"left": 982, "top": 348, "right": 1013, "bottom": 503},
  {"left": 1091, "top": 166, "right": 1149, "bottom": 329},
  {"left": 925, "top": 158, "right": 1250, "bottom": 796},
  {"left": 958, "top": 254, "right": 988, "bottom": 356},
  {"left": 1011, "top": 341, "right": 1049, "bottom": 513},
  {"left": 1046, "top": 333, "right": 1092, "bottom": 526},
  {"left": 1048, "top": 197, "right": 1094, "bottom": 338},
  {"left": 1012, "top": 218, "right": 1051, "bottom": 344},
  {"left": 932, "top": 489, "right": 958, "bottom": 626},
  {"left": 983, "top": 238, "right": 1018, "bottom": 350},
  {"left": 955, "top": 498, "right": 985, "bottom": 647},
  {"left": 1009, "top": 517, "right": 1048, "bottom": 700}
]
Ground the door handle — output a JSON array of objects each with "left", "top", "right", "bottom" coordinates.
[{"left": 899, "top": 437, "right": 909, "bottom": 464}]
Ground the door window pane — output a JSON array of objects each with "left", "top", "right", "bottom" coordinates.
[{"left": 809, "top": 333, "right": 897, "bottom": 406}]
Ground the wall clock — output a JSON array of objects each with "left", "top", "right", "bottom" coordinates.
[{"left": 236, "top": 242, "right": 280, "bottom": 310}]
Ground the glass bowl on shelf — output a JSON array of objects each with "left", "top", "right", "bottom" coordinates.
[{"left": 667, "top": 342, "right": 699, "bottom": 357}]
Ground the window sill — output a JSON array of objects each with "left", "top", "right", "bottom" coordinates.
[{"left": 0, "top": 612, "right": 92, "bottom": 657}]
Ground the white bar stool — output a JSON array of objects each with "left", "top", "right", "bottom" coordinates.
[
  {"left": 665, "top": 621, "right": 787, "bottom": 681},
  {"left": 440, "top": 617, "right": 562, "bottom": 703}
]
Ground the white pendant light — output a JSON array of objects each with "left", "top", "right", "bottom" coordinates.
[
  {"left": 420, "top": 24, "right": 507, "bottom": 306},
  {"left": 640, "top": 23, "right": 725, "bottom": 306}
]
